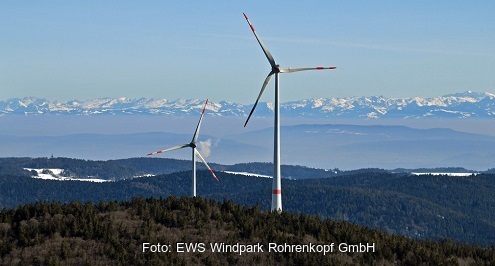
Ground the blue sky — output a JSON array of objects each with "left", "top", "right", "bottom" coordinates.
[{"left": 1, "top": 1, "right": 494, "bottom": 103}]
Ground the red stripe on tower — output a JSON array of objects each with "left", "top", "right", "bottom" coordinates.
[{"left": 272, "top": 190, "right": 282, "bottom": 194}]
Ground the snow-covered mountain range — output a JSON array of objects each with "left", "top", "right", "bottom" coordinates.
[{"left": 2, "top": 91, "right": 495, "bottom": 119}]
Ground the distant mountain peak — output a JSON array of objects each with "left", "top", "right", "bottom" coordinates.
[
  {"left": 1, "top": 92, "right": 495, "bottom": 118},
  {"left": 443, "top": 90, "right": 487, "bottom": 98}
]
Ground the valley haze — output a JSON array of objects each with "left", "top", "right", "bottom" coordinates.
[{"left": 1, "top": 91, "right": 495, "bottom": 170}]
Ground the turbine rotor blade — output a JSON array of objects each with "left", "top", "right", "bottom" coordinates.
[
  {"left": 243, "top": 13, "right": 277, "bottom": 68},
  {"left": 192, "top": 99, "right": 209, "bottom": 144},
  {"left": 147, "top": 143, "right": 190, "bottom": 156},
  {"left": 194, "top": 149, "right": 219, "bottom": 181},
  {"left": 244, "top": 71, "right": 274, "bottom": 127},
  {"left": 279, "top": 66, "right": 337, "bottom": 73}
]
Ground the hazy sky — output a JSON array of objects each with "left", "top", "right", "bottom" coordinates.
[{"left": 2, "top": 1, "right": 494, "bottom": 103}]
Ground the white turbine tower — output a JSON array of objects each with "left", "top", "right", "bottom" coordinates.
[
  {"left": 242, "top": 13, "right": 336, "bottom": 212},
  {"left": 147, "top": 99, "right": 219, "bottom": 197}
]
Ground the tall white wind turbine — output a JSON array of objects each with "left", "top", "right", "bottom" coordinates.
[
  {"left": 242, "top": 13, "right": 336, "bottom": 212},
  {"left": 147, "top": 99, "right": 219, "bottom": 197}
]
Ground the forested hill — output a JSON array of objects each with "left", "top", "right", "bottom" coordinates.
[
  {"left": 1, "top": 157, "right": 489, "bottom": 181},
  {"left": 1, "top": 197, "right": 494, "bottom": 265},
  {"left": 0, "top": 157, "right": 340, "bottom": 181},
  {"left": 1, "top": 171, "right": 495, "bottom": 246}
]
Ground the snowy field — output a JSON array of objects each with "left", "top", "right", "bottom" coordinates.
[
  {"left": 223, "top": 171, "right": 272, "bottom": 178},
  {"left": 24, "top": 168, "right": 112, "bottom": 182},
  {"left": 411, "top": 172, "right": 479, "bottom": 177}
]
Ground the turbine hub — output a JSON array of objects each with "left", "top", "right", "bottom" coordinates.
[
  {"left": 190, "top": 143, "right": 196, "bottom": 149},
  {"left": 272, "top": 65, "right": 280, "bottom": 73}
]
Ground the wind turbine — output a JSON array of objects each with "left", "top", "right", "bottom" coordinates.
[
  {"left": 242, "top": 13, "right": 336, "bottom": 212},
  {"left": 147, "top": 99, "right": 219, "bottom": 197}
]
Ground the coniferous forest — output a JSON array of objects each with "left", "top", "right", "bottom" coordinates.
[{"left": 1, "top": 196, "right": 494, "bottom": 265}]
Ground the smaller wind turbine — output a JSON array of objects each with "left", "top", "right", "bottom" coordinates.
[{"left": 147, "top": 99, "right": 219, "bottom": 197}]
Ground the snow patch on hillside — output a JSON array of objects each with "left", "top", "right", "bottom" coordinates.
[
  {"left": 224, "top": 171, "right": 272, "bottom": 178},
  {"left": 411, "top": 172, "right": 479, "bottom": 177},
  {"left": 24, "top": 168, "right": 112, "bottom": 182}
]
